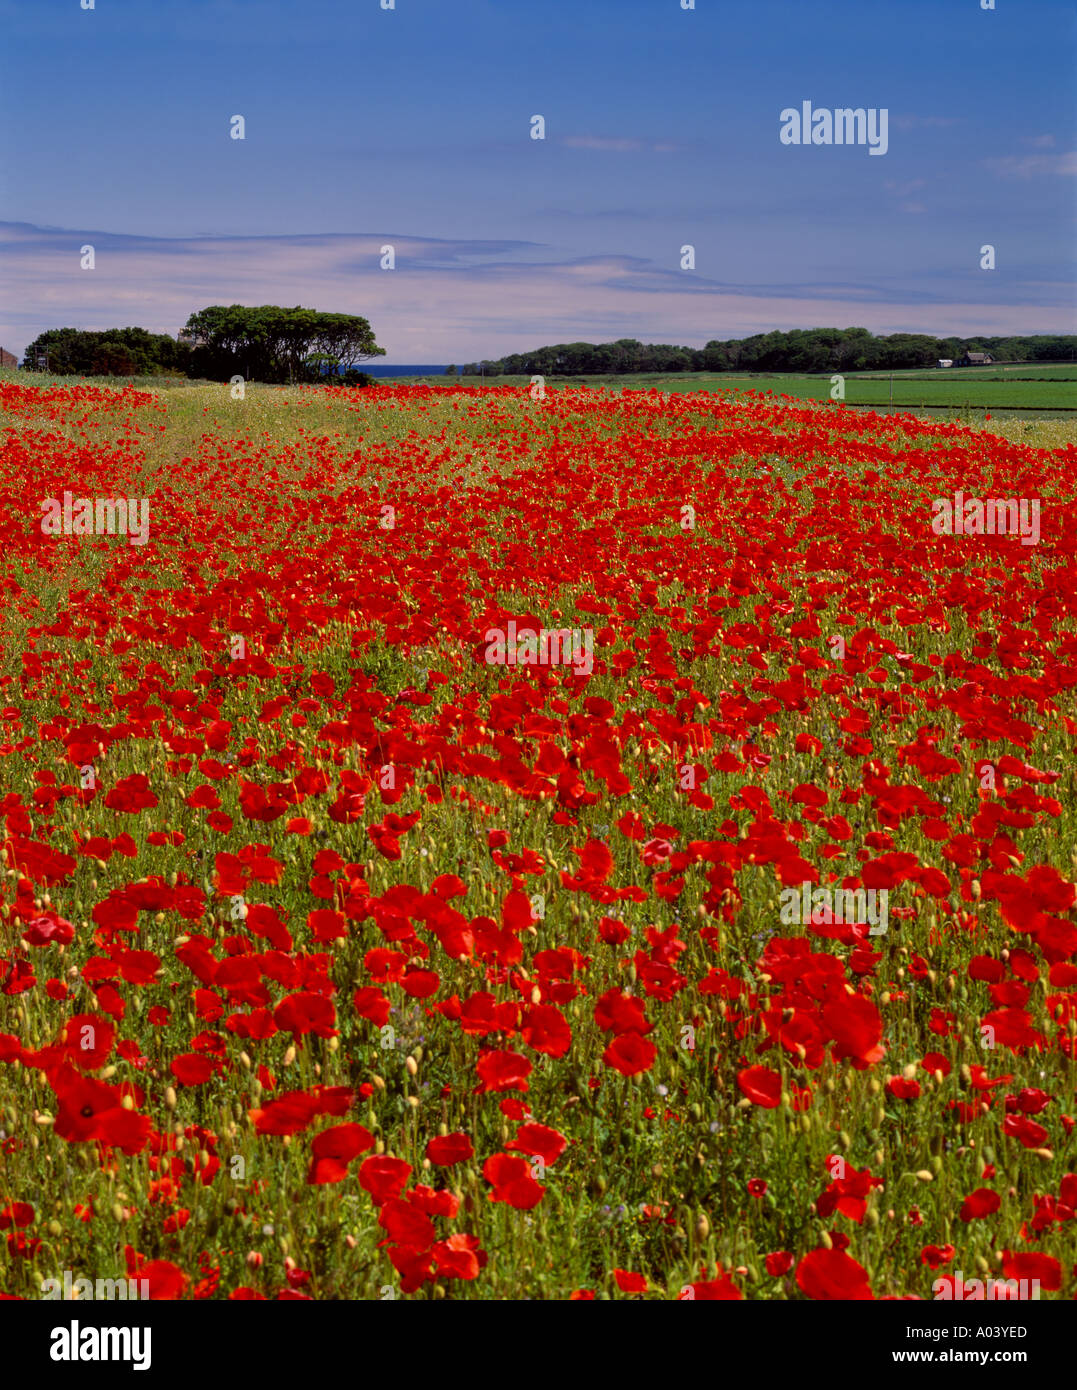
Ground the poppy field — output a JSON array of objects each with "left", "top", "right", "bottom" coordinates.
[{"left": 2, "top": 377, "right": 1076, "bottom": 1302}]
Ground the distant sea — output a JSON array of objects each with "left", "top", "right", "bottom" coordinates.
[{"left": 360, "top": 364, "right": 449, "bottom": 378}]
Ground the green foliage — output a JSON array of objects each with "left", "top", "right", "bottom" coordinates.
[
  {"left": 182, "top": 304, "right": 386, "bottom": 383},
  {"left": 482, "top": 330, "right": 1077, "bottom": 377},
  {"left": 21, "top": 326, "right": 192, "bottom": 377}
]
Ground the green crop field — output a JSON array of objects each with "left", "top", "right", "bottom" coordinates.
[{"left": 441, "top": 370, "right": 1076, "bottom": 412}]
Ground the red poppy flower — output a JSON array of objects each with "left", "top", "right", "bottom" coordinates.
[
  {"left": 51, "top": 1066, "right": 150, "bottom": 1153},
  {"left": 170, "top": 1054, "right": 215, "bottom": 1087},
  {"left": 505, "top": 1123, "right": 567, "bottom": 1166},
  {"left": 273, "top": 991, "right": 337, "bottom": 1039},
  {"left": 475, "top": 1049, "right": 532, "bottom": 1093},
  {"left": 519, "top": 1004, "right": 573, "bottom": 1057},
  {"left": 0, "top": 1202, "right": 34, "bottom": 1228},
  {"left": 353, "top": 985, "right": 392, "bottom": 1026},
  {"left": 21, "top": 912, "right": 75, "bottom": 947},
  {"left": 103, "top": 774, "right": 158, "bottom": 813},
  {"left": 431, "top": 1233, "right": 485, "bottom": 1281},
  {"left": 426, "top": 1132, "right": 474, "bottom": 1166},
  {"left": 124, "top": 1252, "right": 188, "bottom": 1300},
  {"left": 307, "top": 1122, "right": 374, "bottom": 1184},
  {"left": 249, "top": 1089, "right": 321, "bottom": 1136},
  {"left": 681, "top": 1269, "right": 742, "bottom": 1300},
  {"left": 594, "top": 988, "right": 652, "bottom": 1035},
  {"left": 358, "top": 1155, "right": 412, "bottom": 1206},
  {"left": 1000, "top": 1251, "right": 1061, "bottom": 1291},
  {"left": 737, "top": 1065, "right": 782, "bottom": 1108},
  {"left": 378, "top": 1197, "right": 436, "bottom": 1250},
  {"left": 307, "top": 908, "right": 347, "bottom": 943},
  {"left": 400, "top": 968, "right": 439, "bottom": 998},
  {"left": 59, "top": 1013, "right": 114, "bottom": 1071},
  {"left": 796, "top": 1247, "right": 874, "bottom": 1300},
  {"left": 824, "top": 993, "right": 885, "bottom": 1065},
  {"left": 603, "top": 1031, "right": 656, "bottom": 1076},
  {"left": 959, "top": 1188, "right": 1001, "bottom": 1222},
  {"left": 483, "top": 1153, "right": 545, "bottom": 1210}
]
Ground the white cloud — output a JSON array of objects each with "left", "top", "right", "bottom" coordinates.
[
  {"left": 984, "top": 151, "right": 1077, "bottom": 178},
  {"left": 562, "top": 136, "right": 679, "bottom": 153}
]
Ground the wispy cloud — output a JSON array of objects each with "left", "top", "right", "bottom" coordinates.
[
  {"left": 984, "top": 150, "right": 1077, "bottom": 178},
  {"left": 561, "top": 136, "right": 679, "bottom": 153},
  {"left": 1, "top": 222, "right": 1072, "bottom": 364},
  {"left": 893, "top": 115, "right": 962, "bottom": 131}
]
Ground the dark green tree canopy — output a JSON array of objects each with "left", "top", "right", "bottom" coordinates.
[
  {"left": 21, "top": 326, "right": 190, "bottom": 376},
  {"left": 480, "top": 330, "right": 1077, "bottom": 377},
  {"left": 181, "top": 305, "right": 385, "bottom": 382}
]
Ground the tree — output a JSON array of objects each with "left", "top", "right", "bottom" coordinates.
[
  {"left": 181, "top": 305, "right": 386, "bottom": 383},
  {"left": 90, "top": 340, "right": 138, "bottom": 377},
  {"left": 21, "top": 326, "right": 192, "bottom": 376}
]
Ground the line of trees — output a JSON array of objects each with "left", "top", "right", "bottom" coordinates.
[
  {"left": 20, "top": 326, "right": 191, "bottom": 377},
  {"left": 461, "top": 330, "right": 1077, "bottom": 377},
  {"left": 21, "top": 305, "right": 386, "bottom": 383}
]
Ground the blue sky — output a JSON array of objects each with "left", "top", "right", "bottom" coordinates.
[{"left": 1, "top": 0, "right": 1074, "bottom": 362}]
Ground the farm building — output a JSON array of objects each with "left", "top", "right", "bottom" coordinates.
[
  {"left": 957, "top": 351, "right": 993, "bottom": 366},
  {"left": 937, "top": 359, "right": 953, "bottom": 368},
  {"left": 0, "top": 348, "right": 17, "bottom": 368}
]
